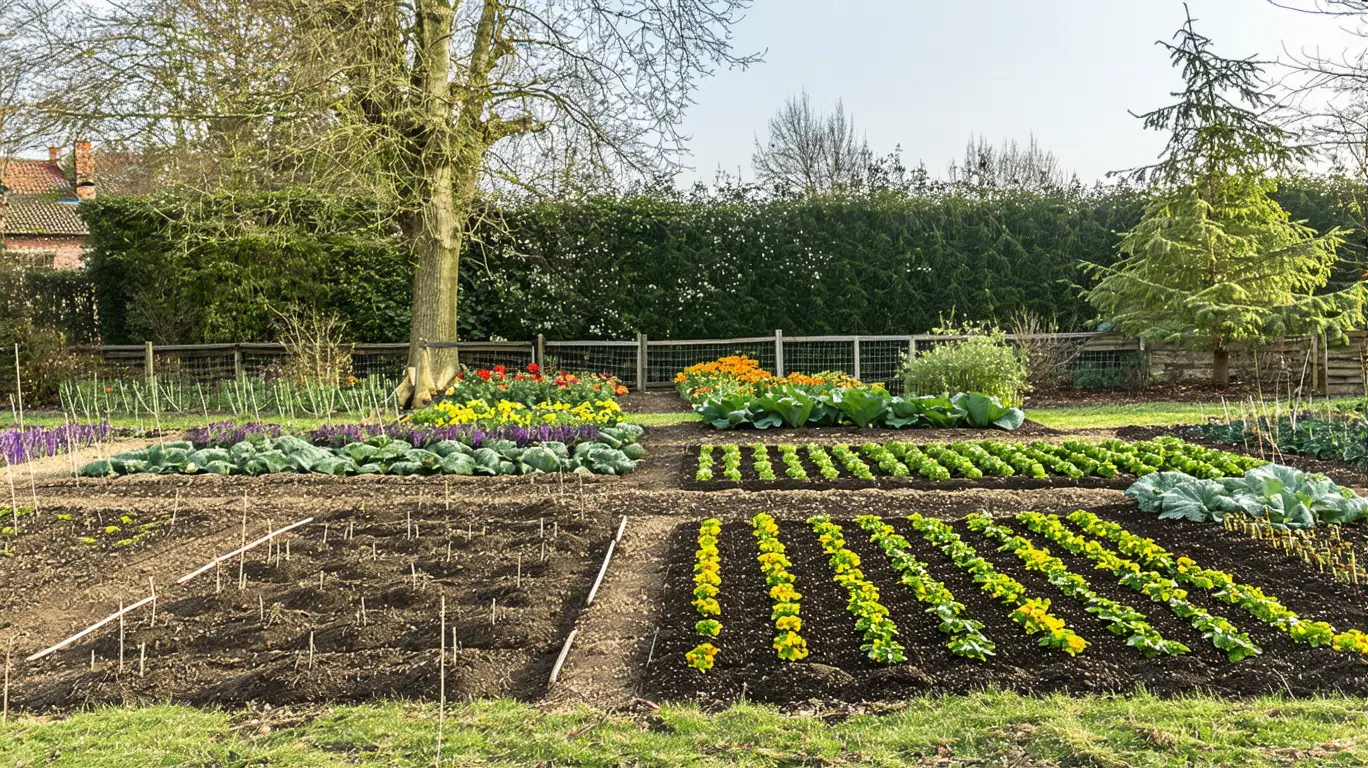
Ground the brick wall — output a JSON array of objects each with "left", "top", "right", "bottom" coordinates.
[{"left": 2, "top": 235, "right": 87, "bottom": 269}]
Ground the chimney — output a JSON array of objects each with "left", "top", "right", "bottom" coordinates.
[
  {"left": 73, "top": 140, "right": 95, "bottom": 201},
  {"left": 48, "top": 146, "right": 60, "bottom": 163}
]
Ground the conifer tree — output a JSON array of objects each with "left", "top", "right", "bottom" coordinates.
[{"left": 1085, "top": 6, "right": 1365, "bottom": 385}]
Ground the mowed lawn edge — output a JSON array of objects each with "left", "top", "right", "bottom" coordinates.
[{"left": 3, "top": 693, "right": 1367, "bottom": 767}]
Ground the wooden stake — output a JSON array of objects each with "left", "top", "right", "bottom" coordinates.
[
  {"left": 516, "top": 553, "right": 522, "bottom": 589},
  {"left": 259, "top": 593, "right": 265, "bottom": 623},
  {"left": 118, "top": 601, "right": 125, "bottom": 672},
  {"left": 178, "top": 518, "right": 316, "bottom": 585},
  {"left": 360, "top": 597, "right": 367, "bottom": 626},
  {"left": 138, "top": 642, "right": 146, "bottom": 677},
  {"left": 308, "top": 631, "right": 315, "bottom": 668},
  {"left": 548, "top": 629, "right": 577, "bottom": 685},
  {"left": 438, "top": 595, "right": 446, "bottom": 768},
  {"left": 490, "top": 598, "right": 496, "bottom": 626},
  {"left": 148, "top": 578, "right": 157, "bottom": 629}
]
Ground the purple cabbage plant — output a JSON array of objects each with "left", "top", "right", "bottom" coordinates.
[{"left": 1, "top": 422, "right": 111, "bottom": 465}]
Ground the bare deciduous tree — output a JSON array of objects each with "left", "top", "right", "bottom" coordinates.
[
  {"left": 751, "top": 91, "right": 876, "bottom": 194},
  {"left": 34, "top": 0, "right": 758, "bottom": 405},
  {"left": 948, "top": 134, "right": 1074, "bottom": 193}
]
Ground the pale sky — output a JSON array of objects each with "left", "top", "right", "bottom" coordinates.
[{"left": 675, "top": 0, "right": 1365, "bottom": 184}]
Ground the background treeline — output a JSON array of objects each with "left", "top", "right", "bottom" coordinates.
[{"left": 62, "top": 176, "right": 1368, "bottom": 344}]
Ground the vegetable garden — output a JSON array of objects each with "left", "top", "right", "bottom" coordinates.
[{"left": 647, "top": 505, "right": 1368, "bottom": 705}]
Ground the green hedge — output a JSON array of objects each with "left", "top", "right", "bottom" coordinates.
[{"left": 78, "top": 177, "right": 1367, "bottom": 344}]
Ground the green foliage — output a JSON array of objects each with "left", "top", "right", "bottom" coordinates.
[
  {"left": 81, "top": 190, "right": 414, "bottom": 344},
  {"left": 0, "top": 261, "right": 100, "bottom": 405},
  {"left": 1086, "top": 15, "right": 1367, "bottom": 375},
  {"left": 695, "top": 388, "right": 1025, "bottom": 431},
  {"left": 80, "top": 427, "right": 644, "bottom": 478},
  {"left": 901, "top": 326, "right": 1029, "bottom": 406},
  {"left": 1125, "top": 464, "right": 1368, "bottom": 529}
]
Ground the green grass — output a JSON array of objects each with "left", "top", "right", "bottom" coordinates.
[
  {"left": 1032, "top": 397, "right": 1365, "bottom": 430},
  {"left": 3, "top": 693, "right": 1367, "bottom": 766}
]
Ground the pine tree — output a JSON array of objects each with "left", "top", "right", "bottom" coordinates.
[{"left": 1085, "top": 6, "right": 1365, "bottom": 385}]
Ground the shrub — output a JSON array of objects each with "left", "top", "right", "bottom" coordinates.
[{"left": 901, "top": 324, "right": 1029, "bottom": 406}]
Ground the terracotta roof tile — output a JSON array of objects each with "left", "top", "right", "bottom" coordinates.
[
  {"left": 1, "top": 200, "right": 87, "bottom": 235},
  {"left": 1, "top": 158, "right": 73, "bottom": 196}
]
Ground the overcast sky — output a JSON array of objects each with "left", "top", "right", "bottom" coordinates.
[{"left": 674, "top": 0, "right": 1364, "bottom": 185}]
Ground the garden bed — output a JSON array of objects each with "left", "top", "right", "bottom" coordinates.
[
  {"left": 644, "top": 504, "right": 1368, "bottom": 708},
  {"left": 4, "top": 493, "right": 613, "bottom": 711}
]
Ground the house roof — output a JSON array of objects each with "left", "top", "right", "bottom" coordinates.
[
  {"left": 2, "top": 199, "right": 87, "bottom": 235},
  {"left": 1, "top": 158, "right": 74, "bottom": 196}
]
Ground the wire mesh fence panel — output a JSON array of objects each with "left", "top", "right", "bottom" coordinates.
[
  {"left": 859, "top": 338, "right": 912, "bottom": 393},
  {"left": 645, "top": 339, "right": 777, "bottom": 388},
  {"left": 543, "top": 342, "right": 639, "bottom": 385},
  {"left": 783, "top": 339, "right": 855, "bottom": 378},
  {"left": 153, "top": 350, "right": 239, "bottom": 383},
  {"left": 351, "top": 349, "right": 408, "bottom": 380},
  {"left": 456, "top": 346, "right": 536, "bottom": 372}
]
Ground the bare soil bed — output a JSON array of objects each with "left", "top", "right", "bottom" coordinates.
[
  {"left": 2, "top": 477, "right": 615, "bottom": 711},
  {"left": 644, "top": 503, "right": 1368, "bottom": 708}
]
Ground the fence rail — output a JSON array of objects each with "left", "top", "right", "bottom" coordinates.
[{"left": 67, "top": 330, "right": 1368, "bottom": 397}]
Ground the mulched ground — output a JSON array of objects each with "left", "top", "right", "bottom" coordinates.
[{"left": 643, "top": 503, "right": 1368, "bottom": 708}]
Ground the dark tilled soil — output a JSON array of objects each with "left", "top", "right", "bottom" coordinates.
[
  {"left": 643, "top": 505, "right": 1368, "bottom": 708},
  {"left": 5, "top": 495, "right": 613, "bottom": 711}
]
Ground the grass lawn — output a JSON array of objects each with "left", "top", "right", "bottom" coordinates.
[{"left": 3, "top": 693, "right": 1366, "bottom": 767}]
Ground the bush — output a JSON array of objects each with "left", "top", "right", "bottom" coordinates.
[{"left": 902, "top": 325, "right": 1029, "bottom": 406}]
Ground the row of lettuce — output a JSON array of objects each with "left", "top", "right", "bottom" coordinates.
[
  {"left": 695, "top": 437, "right": 1265, "bottom": 483},
  {"left": 687, "top": 510, "right": 1368, "bottom": 674},
  {"left": 677, "top": 355, "right": 1026, "bottom": 431}
]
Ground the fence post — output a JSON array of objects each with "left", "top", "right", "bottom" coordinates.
[
  {"left": 852, "top": 337, "right": 862, "bottom": 381},
  {"left": 908, "top": 335, "right": 917, "bottom": 361},
  {"left": 233, "top": 345, "right": 244, "bottom": 379},
  {"left": 144, "top": 341, "right": 154, "bottom": 380},
  {"left": 636, "top": 333, "right": 647, "bottom": 392},
  {"left": 536, "top": 334, "right": 545, "bottom": 371},
  {"left": 1320, "top": 332, "right": 1330, "bottom": 397},
  {"left": 775, "top": 329, "right": 785, "bottom": 377}
]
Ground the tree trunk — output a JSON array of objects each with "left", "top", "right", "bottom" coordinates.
[
  {"left": 1212, "top": 345, "right": 1230, "bottom": 387},
  {"left": 403, "top": 170, "right": 463, "bottom": 409}
]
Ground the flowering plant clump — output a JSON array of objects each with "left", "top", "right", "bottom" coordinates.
[
  {"left": 185, "top": 421, "right": 282, "bottom": 449},
  {"left": 411, "top": 398, "right": 622, "bottom": 428},
  {"left": 674, "top": 355, "right": 875, "bottom": 404},
  {"left": 0, "top": 422, "right": 110, "bottom": 465},
  {"left": 307, "top": 422, "right": 602, "bottom": 450},
  {"left": 438, "top": 364, "right": 627, "bottom": 407}
]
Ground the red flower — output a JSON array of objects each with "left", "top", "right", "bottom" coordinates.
[
  {"left": 493, "top": 364, "right": 506, "bottom": 376},
  {"left": 476, "top": 369, "right": 492, "bottom": 381},
  {"left": 615, "top": 385, "right": 628, "bottom": 395},
  {"left": 456, "top": 372, "right": 464, "bottom": 380},
  {"left": 527, "top": 362, "right": 541, "bottom": 374}
]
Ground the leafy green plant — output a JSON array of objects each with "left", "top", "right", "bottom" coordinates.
[
  {"left": 910, "top": 513, "right": 1087, "bottom": 656},
  {"left": 967, "top": 514, "right": 1188, "bottom": 658},
  {"left": 855, "top": 515, "right": 995, "bottom": 661},
  {"left": 752, "top": 513, "right": 808, "bottom": 662},
  {"left": 901, "top": 324, "right": 1029, "bottom": 407},
  {"left": 808, "top": 516, "right": 906, "bottom": 664},
  {"left": 1021, "top": 512, "right": 1261, "bottom": 662},
  {"left": 1125, "top": 464, "right": 1368, "bottom": 529}
]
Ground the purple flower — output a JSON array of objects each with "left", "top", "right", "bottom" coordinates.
[
  {"left": 184, "top": 421, "right": 282, "bottom": 449},
  {"left": 0, "top": 422, "right": 111, "bottom": 465},
  {"left": 304, "top": 421, "right": 599, "bottom": 449}
]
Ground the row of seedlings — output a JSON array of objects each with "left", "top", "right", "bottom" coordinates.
[
  {"left": 853, "top": 515, "right": 996, "bottom": 660},
  {"left": 694, "top": 438, "right": 1264, "bottom": 484},
  {"left": 965, "top": 514, "right": 1189, "bottom": 657},
  {"left": 1066, "top": 511, "right": 1368, "bottom": 654},
  {"left": 752, "top": 513, "right": 809, "bottom": 660},
  {"left": 1017, "top": 512, "right": 1262, "bottom": 661},
  {"left": 807, "top": 516, "right": 906, "bottom": 663},
  {"left": 909, "top": 513, "right": 1089, "bottom": 656},
  {"left": 685, "top": 518, "right": 723, "bottom": 671}
]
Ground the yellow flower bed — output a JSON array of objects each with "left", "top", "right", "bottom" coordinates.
[{"left": 418, "top": 398, "right": 622, "bottom": 427}]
